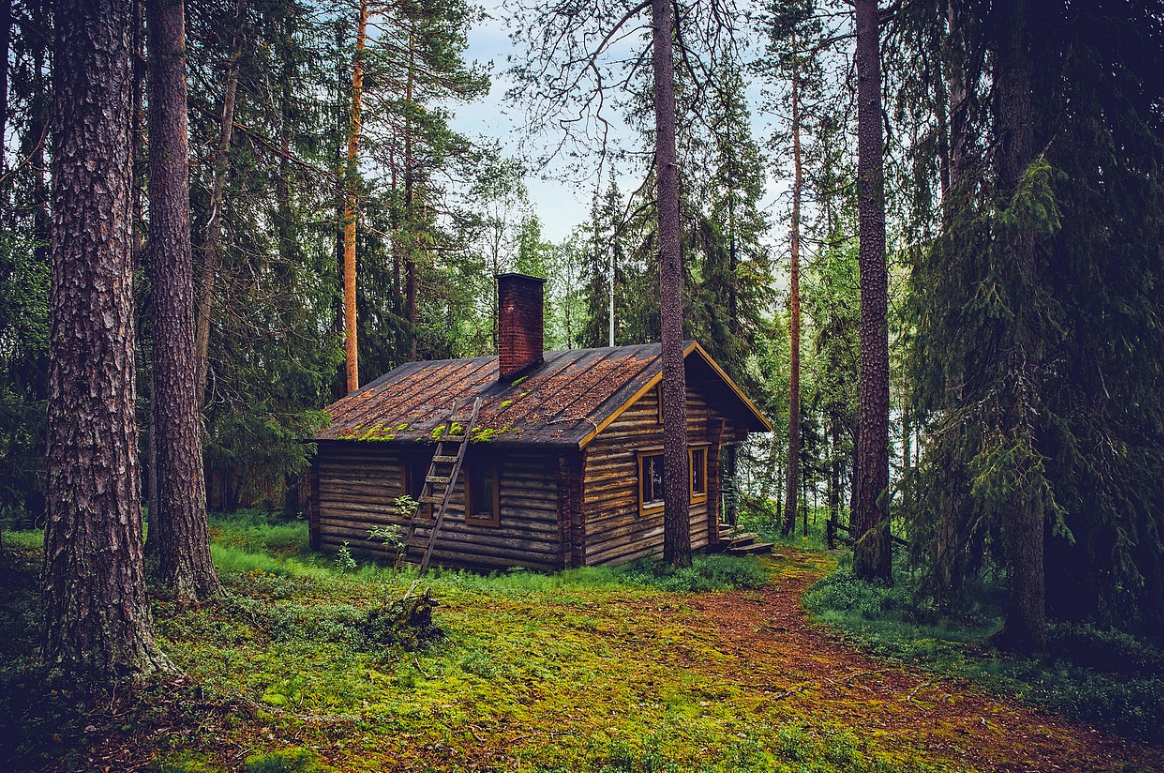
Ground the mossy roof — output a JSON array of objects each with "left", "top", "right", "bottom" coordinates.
[{"left": 317, "top": 341, "right": 771, "bottom": 449}]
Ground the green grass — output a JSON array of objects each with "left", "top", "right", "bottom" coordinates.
[
  {"left": 803, "top": 566, "right": 1164, "bottom": 744},
  {"left": 2, "top": 512, "right": 1150, "bottom": 772}
]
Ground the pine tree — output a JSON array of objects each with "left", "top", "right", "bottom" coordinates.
[
  {"left": 852, "top": 0, "right": 892, "bottom": 583},
  {"left": 145, "top": 0, "right": 220, "bottom": 599},
  {"left": 43, "top": 0, "right": 169, "bottom": 680}
]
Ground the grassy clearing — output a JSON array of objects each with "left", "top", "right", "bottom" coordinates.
[
  {"left": 3, "top": 513, "right": 1158, "bottom": 772},
  {"left": 803, "top": 563, "right": 1164, "bottom": 744}
]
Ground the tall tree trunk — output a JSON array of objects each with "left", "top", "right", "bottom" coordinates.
[
  {"left": 194, "top": 23, "right": 241, "bottom": 411},
  {"left": 43, "top": 0, "right": 170, "bottom": 680},
  {"left": 0, "top": 0, "right": 10, "bottom": 204},
  {"left": 342, "top": 0, "right": 368, "bottom": 391},
  {"left": 852, "top": 0, "right": 892, "bottom": 583},
  {"left": 404, "top": 26, "right": 419, "bottom": 361},
  {"left": 993, "top": 0, "right": 1045, "bottom": 652},
  {"left": 146, "top": 0, "right": 219, "bottom": 600},
  {"left": 783, "top": 53, "right": 803, "bottom": 536},
  {"left": 934, "top": 0, "right": 970, "bottom": 604},
  {"left": 651, "top": 0, "right": 690, "bottom": 567}
]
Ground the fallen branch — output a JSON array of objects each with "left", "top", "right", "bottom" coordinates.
[
  {"left": 906, "top": 680, "right": 934, "bottom": 701},
  {"left": 759, "top": 682, "right": 810, "bottom": 705},
  {"left": 842, "top": 668, "right": 890, "bottom": 684}
]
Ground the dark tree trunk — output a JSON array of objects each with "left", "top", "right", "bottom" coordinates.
[
  {"left": 0, "top": 0, "right": 10, "bottom": 199},
  {"left": 993, "top": 0, "right": 1045, "bottom": 653},
  {"left": 194, "top": 23, "right": 241, "bottom": 412},
  {"left": 651, "top": 0, "right": 690, "bottom": 567},
  {"left": 43, "top": 0, "right": 170, "bottom": 680},
  {"left": 934, "top": 0, "right": 970, "bottom": 604},
  {"left": 146, "top": 0, "right": 220, "bottom": 600},
  {"left": 783, "top": 55, "right": 803, "bottom": 536},
  {"left": 852, "top": 0, "right": 892, "bottom": 584}
]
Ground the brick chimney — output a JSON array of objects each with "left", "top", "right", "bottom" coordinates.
[{"left": 497, "top": 273, "right": 545, "bottom": 380}]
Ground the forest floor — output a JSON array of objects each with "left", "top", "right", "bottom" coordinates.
[{"left": 2, "top": 522, "right": 1162, "bottom": 773}]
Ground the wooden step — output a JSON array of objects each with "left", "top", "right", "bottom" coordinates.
[
  {"left": 432, "top": 455, "right": 458, "bottom": 464},
  {"left": 426, "top": 475, "right": 452, "bottom": 485},
  {"left": 723, "top": 532, "right": 757, "bottom": 547},
  {"left": 418, "top": 495, "right": 445, "bottom": 505},
  {"left": 727, "top": 542, "right": 774, "bottom": 556}
]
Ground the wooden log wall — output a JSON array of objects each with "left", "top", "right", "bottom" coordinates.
[
  {"left": 313, "top": 441, "right": 563, "bottom": 571},
  {"left": 581, "top": 383, "right": 743, "bottom": 566}
]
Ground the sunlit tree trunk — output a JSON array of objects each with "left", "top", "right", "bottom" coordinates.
[{"left": 342, "top": 0, "right": 369, "bottom": 390}]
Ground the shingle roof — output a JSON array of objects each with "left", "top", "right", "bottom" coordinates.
[{"left": 317, "top": 341, "right": 771, "bottom": 449}]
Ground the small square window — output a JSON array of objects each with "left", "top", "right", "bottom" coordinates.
[
  {"left": 639, "top": 453, "right": 665, "bottom": 514},
  {"left": 690, "top": 447, "right": 707, "bottom": 504},
  {"left": 464, "top": 462, "right": 500, "bottom": 527},
  {"left": 400, "top": 454, "right": 434, "bottom": 519}
]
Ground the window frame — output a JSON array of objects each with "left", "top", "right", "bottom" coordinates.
[
  {"left": 463, "top": 460, "right": 501, "bottom": 527},
  {"left": 689, "top": 445, "right": 708, "bottom": 504},
  {"left": 399, "top": 452, "right": 434, "bottom": 520},
  {"left": 637, "top": 450, "right": 666, "bottom": 515}
]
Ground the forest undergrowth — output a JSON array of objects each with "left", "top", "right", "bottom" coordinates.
[{"left": 1, "top": 511, "right": 1161, "bottom": 772}]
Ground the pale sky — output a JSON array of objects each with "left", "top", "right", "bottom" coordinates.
[{"left": 447, "top": 1, "right": 804, "bottom": 247}]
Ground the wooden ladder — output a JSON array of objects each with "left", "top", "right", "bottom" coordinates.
[{"left": 397, "top": 397, "right": 482, "bottom": 572}]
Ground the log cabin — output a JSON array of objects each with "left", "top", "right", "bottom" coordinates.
[{"left": 308, "top": 273, "right": 772, "bottom": 570}]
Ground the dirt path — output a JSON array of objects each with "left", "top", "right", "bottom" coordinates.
[{"left": 667, "top": 549, "right": 1161, "bottom": 773}]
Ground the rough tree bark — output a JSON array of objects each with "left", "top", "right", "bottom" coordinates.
[
  {"left": 993, "top": 0, "right": 1045, "bottom": 652},
  {"left": 194, "top": 19, "right": 241, "bottom": 411},
  {"left": 42, "top": 0, "right": 170, "bottom": 680},
  {"left": 852, "top": 0, "right": 892, "bottom": 583},
  {"left": 342, "top": 0, "right": 369, "bottom": 391},
  {"left": 146, "top": 0, "right": 220, "bottom": 600},
  {"left": 783, "top": 51, "right": 803, "bottom": 536},
  {"left": 651, "top": 0, "right": 690, "bottom": 567}
]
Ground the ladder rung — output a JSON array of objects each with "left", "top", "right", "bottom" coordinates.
[
  {"left": 426, "top": 475, "right": 452, "bottom": 485},
  {"left": 432, "top": 455, "right": 458, "bottom": 464},
  {"left": 418, "top": 495, "right": 444, "bottom": 504}
]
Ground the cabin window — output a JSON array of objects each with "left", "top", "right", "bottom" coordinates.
[
  {"left": 464, "top": 461, "right": 501, "bottom": 527},
  {"left": 639, "top": 453, "right": 666, "bottom": 514},
  {"left": 639, "top": 447, "right": 710, "bottom": 513},
  {"left": 690, "top": 447, "right": 708, "bottom": 503},
  {"left": 400, "top": 453, "right": 433, "bottom": 519}
]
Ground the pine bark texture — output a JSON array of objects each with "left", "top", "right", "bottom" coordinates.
[
  {"left": 147, "top": 0, "right": 220, "bottom": 600},
  {"left": 194, "top": 25, "right": 241, "bottom": 411},
  {"left": 651, "top": 0, "right": 690, "bottom": 567},
  {"left": 993, "top": 0, "right": 1045, "bottom": 652},
  {"left": 42, "top": 0, "right": 169, "bottom": 680},
  {"left": 852, "top": 0, "right": 892, "bottom": 583},
  {"left": 343, "top": 0, "right": 368, "bottom": 391},
  {"left": 783, "top": 58, "right": 803, "bottom": 536}
]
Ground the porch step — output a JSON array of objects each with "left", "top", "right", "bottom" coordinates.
[
  {"left": 726, "top": 541, "right": 774, "bottom": 556},
  {"left": 719, "top": 531, "right": 757, "bottom": 547}
]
